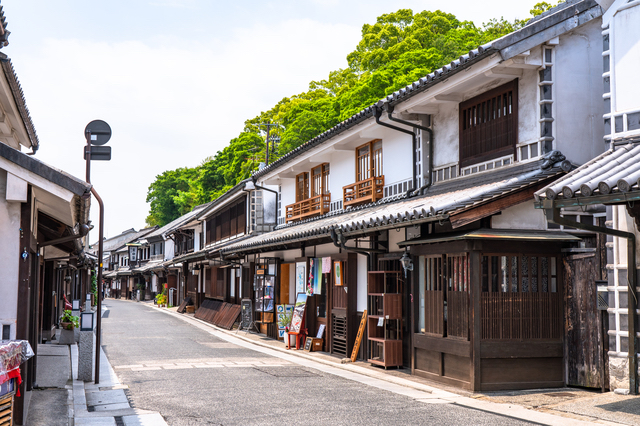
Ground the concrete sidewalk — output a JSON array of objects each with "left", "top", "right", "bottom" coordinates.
[{"left": 29, "top": 330, "right": 167, "bottom": 425}]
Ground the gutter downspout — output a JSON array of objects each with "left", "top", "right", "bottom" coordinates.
[
  {"left": 545, "top": 207, "right": 638, "bottom": 395},
  {"left": 330, "top": 227, "right": 386, "bottom": 270},
  {"left": 374, "top": 105, "right": 417, "bottom": 197},
  {"left": 385, "top": 105, "right": 434, "bottom": 195}
]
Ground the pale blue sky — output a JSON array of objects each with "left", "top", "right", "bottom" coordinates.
[{"left": 2, "top": 0, "right": 537, "bottom": 237}]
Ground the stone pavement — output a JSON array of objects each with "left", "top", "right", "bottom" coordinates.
[{"left": 147, "top": 300, "right": 640, "bottom": 426}]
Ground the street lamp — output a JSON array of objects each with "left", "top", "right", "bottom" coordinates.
[{"left": 400, "top": 248, "right": 413, "bottom": 278}]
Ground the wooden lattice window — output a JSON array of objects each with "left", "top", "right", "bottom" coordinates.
[
  {"left": 421, "top": 254, "right": 469, "bottom": 339},
  {"left": 480, "top": 254, "right": 562, "bottom": 340},
  {"left": 311, "top": 163, "right": 330, "bottom": 197},
  {"left": 459, "top": 79, "right": 518, "bottom": 168},
  {"left": 206, "top": 198, "right": 247, "bottom": 244},
  {"left": 356, "top": 140, "right": 382, "bottom": 182}
]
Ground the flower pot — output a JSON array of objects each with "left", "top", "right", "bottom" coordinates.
[{"left": 61, "top": 321, "right": 74, "bottom": 331}]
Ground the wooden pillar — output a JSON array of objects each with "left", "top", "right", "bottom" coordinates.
[{"left": 469, "top": 249, "right": 482, "bottom": 391}]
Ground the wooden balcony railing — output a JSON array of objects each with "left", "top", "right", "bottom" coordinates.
[
  {"left": 343, "top": 176, "right": 384, "bottom": 208},
  {"left": 285, "top": 194, "right": 331, "bottom": 223}
]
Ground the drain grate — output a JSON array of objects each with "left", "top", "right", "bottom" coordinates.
[
  {"left": 123, "top": 388, "right": 135, "bottom": 408},
  {"left": 544, "top": 392, "right": 576, "bottom": 397},
  {"left": 253, "top": 366, "right": 318, "bottom": 377},
  {"left": 114, "top": 416, "right": 125, "bottom": 426}
]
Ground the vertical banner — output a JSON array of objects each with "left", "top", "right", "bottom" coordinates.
[{"left": 296, "top": 262, "right": 306, "bottom": 294}]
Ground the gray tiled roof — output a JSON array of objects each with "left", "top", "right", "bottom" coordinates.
[
  {"left": 145, "top": 202, "right": 212, "bottom": 240},
  {"left": 537, "top": 142, "right": 640, "bottom": 201},
  {"left": 224, "top": 157, "right": 569, "bottom": 254},
  {"left": 0, "top": 56, "right": 39, "bottom": 151}
]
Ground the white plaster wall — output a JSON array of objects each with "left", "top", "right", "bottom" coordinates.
[
  {"left": 490, "top": 201, "right": 548, "bottom": 230},
  {"left": 613, "top": 3, "right": 640, "bottom": 113},
  {"left": 388, "top": 227, "right": 406, "bottom": 252},
  {"left": 555, "top": 19, "right": 605, "bottom": 165},
  {"left": 357, "top": 254, "right": 367, "bottom": 312},
  {"left": 279, "top": 178, "right": 296, "bottom": 214},
  {"left": 328, "top": 149, "right": 354, "bottom": 198},
  {"left": 0, "top": 170, "right": 21, "bottom": 340},
  {"left": 165, "top": 239, "right": 175, "bottom": 260},
  {"left": 517, "top": 67, "right": 541, "bottom": 146},
  {"left": 380, "top": 130, "right": 413, "bottom": 186},
  {"left": 314, "top": 243, "right": 339, "bottom": 257},
  {"left": 151, "top": 274, "right": 158, "bottom": 293},
  {"left": 432, "top": 102, "right": 459, "bottom": 167}
]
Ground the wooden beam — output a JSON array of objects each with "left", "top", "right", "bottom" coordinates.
[
  {"left": 434, "top": 93, "right": 464, "bottom": 103},
  {"left": 406, "top": 105, "right": 440, "bottom": 115},
  {"left": 484, "top": 68, "right": 523, "bottom": 79},
  {"left": 450, "top": 181, "right": 549, "bottom": 229}
]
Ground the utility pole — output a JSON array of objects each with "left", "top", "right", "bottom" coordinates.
[{"left": 257, "top": 122, "right": 283, "bottom": 166}]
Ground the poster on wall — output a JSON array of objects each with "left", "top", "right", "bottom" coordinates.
[
  {"left": 334, "top": 261, "right": 343, "bottom": 286},
  {"left": 276, "top": 304, "right": 293, "bottom": 338},
  {"left": 322, "top": 257, "right": 331, "bottom": 274},
  {"left": 290, "top": 293, "right": 307, "bottom": 333},
  {"left": 296, "top": 262, "right": 306, "bottom": 294}
]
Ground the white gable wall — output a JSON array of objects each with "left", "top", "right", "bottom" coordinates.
[{"left": 554, "top": 19, "right": 604, "bottom": 165}]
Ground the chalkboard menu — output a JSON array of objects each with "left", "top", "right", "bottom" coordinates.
[
  {"left": 240, "top": 299, "right": 253, "bottom": 329},
  {"left": 289, "top": 293, "right": 307, "bottom": 334}
]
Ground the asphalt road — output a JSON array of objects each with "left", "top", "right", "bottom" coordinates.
[{"left": 101, "top": 299, "right": 533, "bottom": 426}]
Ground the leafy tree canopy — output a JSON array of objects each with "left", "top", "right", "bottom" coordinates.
[{"left": 145, "top": 3, "right": 560, "bottom": 227}]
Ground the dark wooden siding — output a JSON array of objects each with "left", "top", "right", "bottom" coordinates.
[{"left": 459, "top": 79, "right": 518, "bottom": 167}]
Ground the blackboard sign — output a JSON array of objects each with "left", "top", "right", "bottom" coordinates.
[
  {"left": 240, "top": 299, "right": 253, "bottom": 329},
  {"left": 289, "top": 293, "right": 307, "bottom": 334},
  {"left": 304, "top": 337, "right": 313, "bottom": 351}
]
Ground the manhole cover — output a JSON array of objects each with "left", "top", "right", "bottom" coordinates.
[
  {"left": 253, "top": 366, "right": 318, "bottom": 377},
  {"left": 544, "top": 392, "right": 576, "bottom": 397}
]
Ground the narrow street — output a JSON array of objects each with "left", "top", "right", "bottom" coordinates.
[{"left": 101, "top": 299, "right": 531, "bottom": 426}]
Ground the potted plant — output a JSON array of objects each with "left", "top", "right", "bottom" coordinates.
[
  {"left": 90, "top": 272, "right": 97, "bottom": 306},
  {"left": 155, "top": 289, "right": 167, "bottom": 308},
  {"left": 60, "top": 310, "right": 79, "bottom": 330}
]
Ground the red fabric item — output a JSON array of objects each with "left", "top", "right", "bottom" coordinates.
[{"left": 8, "top": 368, "right": 22, "bottom": 397}]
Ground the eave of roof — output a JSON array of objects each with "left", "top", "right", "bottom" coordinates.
[
  {"left": 224, "top": 156, "right": 569, "bottom": 255},
  {"left": 0, "top": 140, "right": 89, "bottom": 195}
]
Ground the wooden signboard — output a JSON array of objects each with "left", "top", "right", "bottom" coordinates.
[
  {"left": 350, "top": 310, "right": 367, "bottom": 362},
  {"left": 289, "top": 293, "right": 307, "bottom": 334},
  {"left": 304, "top": 337, "right": 313, "bottom": 351},
  {"left": 240, "top": 299, "right": 253, "bottom": 329}
]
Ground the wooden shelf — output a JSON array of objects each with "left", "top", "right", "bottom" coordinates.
[{"left": 367, "top": 271, "right": 403, "bottom": 368}]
